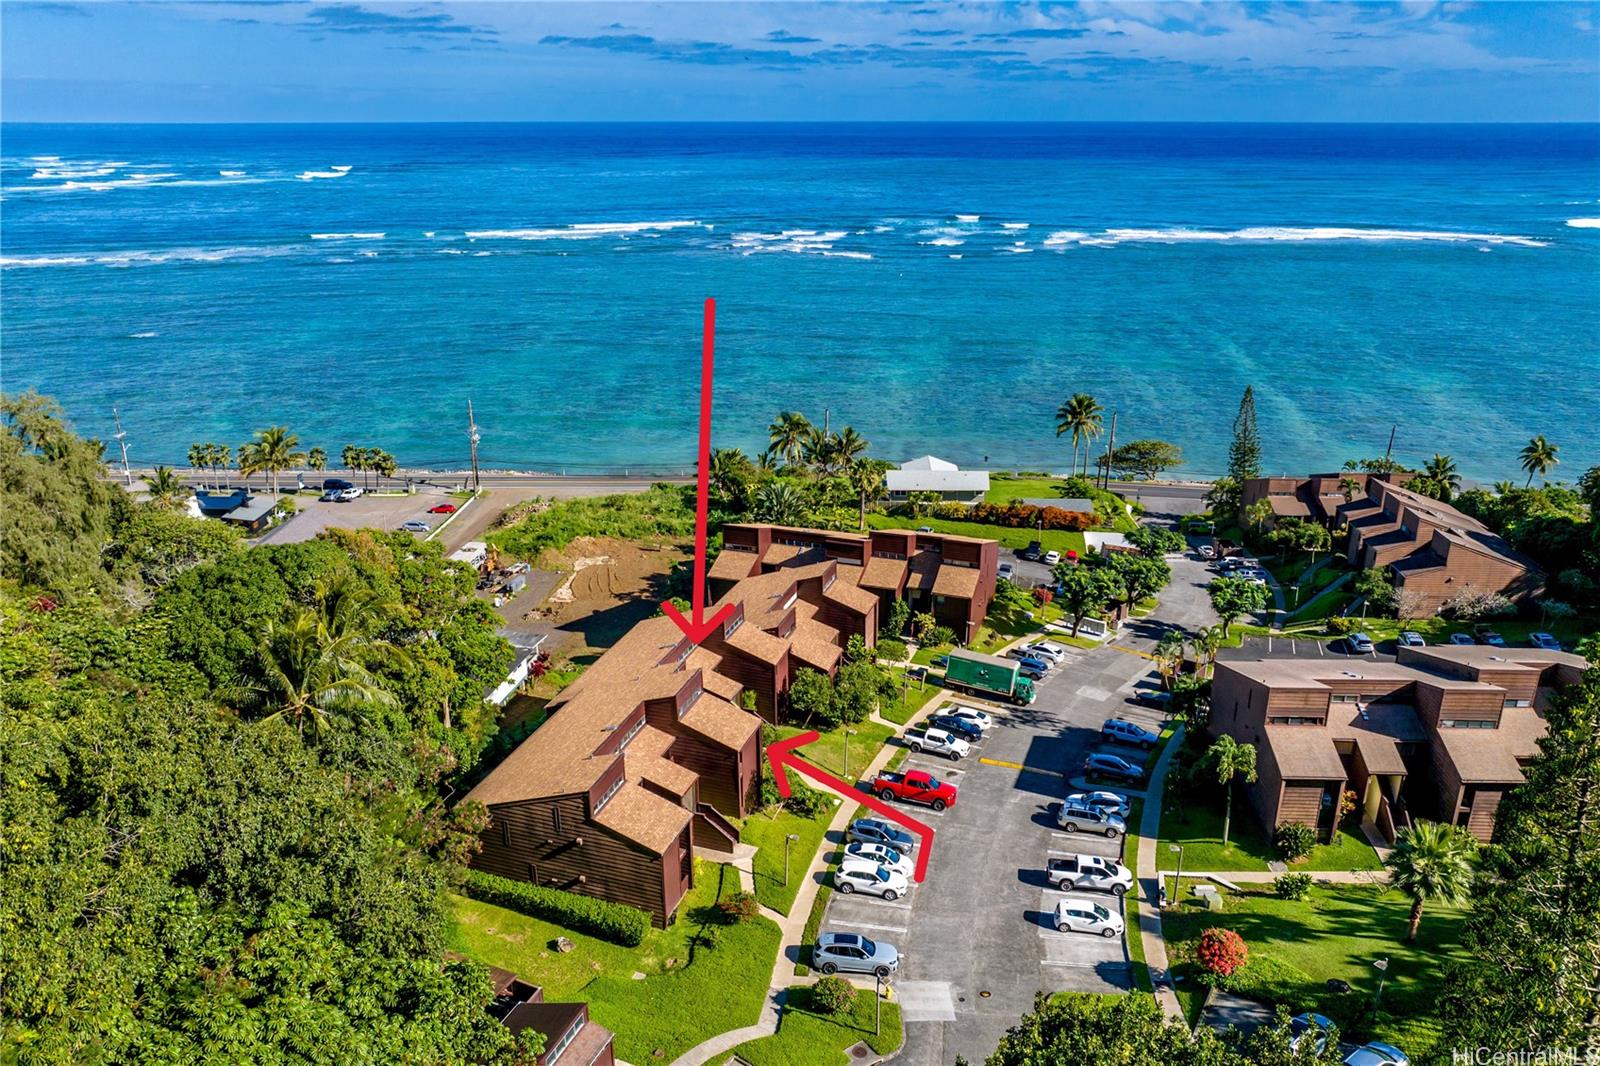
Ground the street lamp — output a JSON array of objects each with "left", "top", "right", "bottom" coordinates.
[
  {"left": 783, "top": 832, "right": 800, "bottom": 886},
  {"left": 1169, "top": 843, "right": 1185, "bottom": 907},
  {"left": 1373, "top": 958, "right": 1389, "bottom": 1008}
]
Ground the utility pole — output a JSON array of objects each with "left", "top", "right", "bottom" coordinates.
[
  {"left": 112, "top": 407, "right": 132, "bottom": 486},
  {"left": 466, "top": 399, "right": 482, "bottom": 490},
  {"left": 1383, "top": 424, "right": 1396, "bottom": 463},
  {"left": 1101, "top": 411, "right": 1118, "bottom": 491}
]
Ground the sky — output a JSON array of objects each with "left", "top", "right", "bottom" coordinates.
[{"left": 3, "top": 1, "right": 1597, "bottom": 123}]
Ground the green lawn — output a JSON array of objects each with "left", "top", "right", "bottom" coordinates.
[
  {"left": 1162, "top": 882, "right": 1469, "bottom": 1059},
  {"left": 727, "top": 983, "right": 903, "bottom": 1066},
  {"left": 1158, "top": 792, "right": 1380, "bottom": 873},
  {"left": 865, "top": 513, "right": 1087, "bottom": 555},
  {"left": 984, "top": 474, "right": 1075, "bottom": 504},
  {"left": 445, "top": 861, "right": 781, "bottom": 1064},
  {"left": 775, "top": 720, "right": 897, "bottom": 784},
  {"left": 742, "top": 802, "right": 839, "bottom": 916},
  {"left": 1120, "top": 797, "right": 1152, "bottom": 992},
  {"left": 880, "top": 668, "right": 942, "bottom": 725}
]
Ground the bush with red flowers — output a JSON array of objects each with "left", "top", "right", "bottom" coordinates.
[{"left": 1196, "top": 927, "right": 1248, "bottom": 984}]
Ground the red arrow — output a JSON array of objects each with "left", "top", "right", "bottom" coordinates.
[
  {"left": 662, "top": 298, "right": 735, "bottom": 645},
  {"left": 767, "top": 730, "right": 936, "bottom": 883}
]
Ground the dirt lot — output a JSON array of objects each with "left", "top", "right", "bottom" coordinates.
[{"left": 491, "top": 536, "right": 688, "bottom": 666}]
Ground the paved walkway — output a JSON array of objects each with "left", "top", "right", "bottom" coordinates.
[
  {"left": 1133, "top": 725, "right": 1187, "bottom": 1021},
  {"left": 1157, "top": 869, "right": 1390, "bottom": 885}
]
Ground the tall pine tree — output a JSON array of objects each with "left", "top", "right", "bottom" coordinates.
[
  {"left": 1436, "top": 660, "right": 1600, "bottom": 1052},
  {"left": 1227, "top": 385, "right": 1262, "bottom": 482}
]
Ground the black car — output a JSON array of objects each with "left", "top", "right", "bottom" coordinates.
[
  {"left": 1021, "top": 540, "right": 1043, "bottom": 561},
  {"left": 927, "top": 714, "right": 983, "bottom": 741},
  {"left": 322, "top": 478, "right": 354, "bottom": 492}
]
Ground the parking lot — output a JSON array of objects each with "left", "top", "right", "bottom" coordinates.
[
  {"left": 818, "top": 649, "right": 1171, "bottom": 1066},
  {"left": 257, "top": 490, "right": 465, "bottom": 545}
]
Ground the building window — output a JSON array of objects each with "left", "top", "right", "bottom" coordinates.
[
  {"left": 546, "top": 1015, "right": 587, "bottom": 1066},
  {"left": 678, "top": 684, "right": 703, "bottom": 718},
  {"left": 723, "top": 612, "right": 743, "bottom": 638},
  {"left": 1330, "top": 694, "right": 1360, "bottom": 703},
  {"left": 501, "top": 818, "right": 510, "bottom": 846},
  {"left": 1268, "top": 716, "right": 1320, "bottom": 725},
  {"left": 552, "top": 807, "right": 562, "bottom": 835},
  {"left": 1440, "top": 720, "right": 1496, "bottom": 729},
  {"left": 1503, "top": 698, "right": 1531, "bottom": 708},
  {"left": 527, "top": 862, "right": 538, "bottom": 884},
  {"left": 616, "top": 715, "right": 645, "bottom": 751},
  {"left": 594, "top": 774, "right": 624, "bottom": 814}
]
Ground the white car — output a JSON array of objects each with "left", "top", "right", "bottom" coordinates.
[
  {"left": 1064, "top": 790, "right": 1131, "bottom": 819},
  {"left": 997, "top": 562, "right": 1015, "bottom": 581},
  {"left": 1052, "top": 896, "right": 1124, "bottom": 938},
  {"left": 1047, "top": 853, "right": 1135, "bottom": 896},
  {"left": 1344, "top": 1043, "right": 1410, "bottom": 1066},
  {"left": 905, "top": 727, "right": 970, "bottom": 760},
  {"left": 835, "top": 859, "right": 909, "bottom": 901},
  {"left": 1043, "top": 550, "right": 1062, "bottom": 566},
  {"left": 945, "top": 705, "right": 993, "bottom": 731},
  {"left": 1398, "top": 631, "right": 1426, "bottom": 647},
  {"left": 335, "top": 487, "right": 364, "bottom": 502},
  {"left": 1021, "top": 642, "right": 1066, "bottom": 664},
  {"left": 1198, "top": 544, "right": 1216, "bottom": 559},
  {"left": 843, "top": 842, "right": 913, "bottom": 879}
]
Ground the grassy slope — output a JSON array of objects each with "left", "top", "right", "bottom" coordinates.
[
  {"left": 445, "top": 861, "right": 780, "bottom": 1063},
  {"left": 866, "top": 513, "right": 1087, "bottom": 555},
  {"left": 879, "top": 669, "right": 943, "bottom": 725},
  {"left": 729, "top": 985, "right": 903, "bottom": 1066},
  {"left": 486, "top": 484, "right": 695, "bottom": 560},
  {"left": 774, "top": 720, "right": 896, "bottom": 783},
  {"left": 1162, "top": 882, "right": 1469, "bottom": 1058},
  {"left": 742, "top": 800, "right": 841, "bottom": 915}
]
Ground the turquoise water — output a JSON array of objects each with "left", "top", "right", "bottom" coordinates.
[{"left": 3, "top": 123, "right": 1597, "bottom": 480}]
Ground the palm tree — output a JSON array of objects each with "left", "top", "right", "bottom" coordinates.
[
  {"left": 1154, "top": 631, "right": 1186, "bottom": 690},
  {"left": 237, "top": 441, "right": 261, "bottom": 487},
  {"left": 341, "top": 444, "right": 362, "bottom": 485},
  {"left": 1491, "top": 480, "right": 1517, "bottom": 497},
  {"left": 1422, "top": 454, "right": 1460, "bottom": 502},
  {"left": 373, "top": 449, "right": 397, "bottom": 489},
  {"left": 145, "top": 466, "right": 189, "bottom": 509},
  {"left": 213, "top": 444, "right": 231, "bottom": 489},
  {"left": 1519, "top": 435, "right": 1559, "bottom": 488},
  {"left": 251, "top": 607, "right": 396, "bottom": 736},
  {"left": 708, "top": 447, "right": 755, "bottom": 511},
  {"left": 848, "top": 458, "right": 891, "bottom": 531},
  {"left": 831, "top": 426, "right": 869, "bottom": 469},
  {"left": 362, "top": 446, "right": 385, "bottom": 490},
  {"left": 802, "top": 424, "right": 836, "bottom": 474},
  {"left": 752, "top": 482, "right": 808, "bottom": 526},
  {"left": 1202, "top": 735, "right": 1258, "bottom": 847},
  {"left": 1189, "top": 624, "right": 1224, "bottom": 679},
  {"left": 1385, "top": 820, "right": 1477, "bottom": 941},
  {"left": 306, "top": 446, "right": 327, "bottom": 472},
  {"left": 767, "top": 412, "right": 812, "bottom": 468},
  {"left": 1054, "top": 393, "right": 1103, "bottom": 477},
  {"left": 243, "top": 426, "right": 305, "bottom": 496},
  {"left": 187, "top": 442, "right": 209, "bottom": 488}
]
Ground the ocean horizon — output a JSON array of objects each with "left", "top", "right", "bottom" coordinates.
[{"left": 4, "top": 121, "right": 1597, "bottom": 481}]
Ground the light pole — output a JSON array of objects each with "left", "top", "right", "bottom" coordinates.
[
  {"left": 1169, "top": 843, "right": 1184, "bottom": 907},
  {"left": 783, "top": 832, "right": 800, "bottom": 886},
  {"left": 875, "top": 973, "right": 883, "bottom": 1035},
  {"left": 1373, "top": 957, "right": 1389, "bottom": 1009}
]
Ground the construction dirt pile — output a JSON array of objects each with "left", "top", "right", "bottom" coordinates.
[{"left": 538, "top": 537, "right": 688, "bottom": 648}]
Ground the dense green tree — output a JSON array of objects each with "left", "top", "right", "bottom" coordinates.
[
  {"left": 1208, "top": 575, "right": 1270, "bottom": 637},
  {"left": 1227, "top": 385, "right": 1262, "bottom": 483},
  {"left": 1204, "top": 475, "right": 1243, "bottom": 526},
  {"left": 1384, "top": 820, "right": 1478, "bottom": 941},
  {"left": 1437, "top": 662, "right": 1600, "bottom": 1052},
  {"left": 884, "top": 596, "right": 911, "bottom": 639},
  {"left": 102, "top": 503, "right": 243, "bottom": 599},
  {"left": 1127, "top": 524, "right": 1185, "bottom": 557},
  {"left": 1417, "top": 453, "right": 1461, "bottom": 502},
  {"left": 1054, "top": 393, "right": 1104, "bottom": 478},
  {"left": 1104, "top": 551, "right": 1172, "bottom": 613},
  {"left": 832, "top": 660, "right": 886, "bottom": 726},
  {"left": 1201, "top": 735, "right": 1258, "bottom": 847},
  {"left": 144, "top": 465, "right": 189, "bottom": 509},
  {"left": 1104, "top": 439, "right": 1184, "bottom": 481},
  {"left": 1354, "top": 566, "right": 1395, "bottom": 611},
  {"left": 1054, "top": 565, "right": 1112, "bottom": 636},
  {"left": 787, "top": 667, "right": 835, "bottom": 729},
  {"left": 1519, "top": 434, "right": 1560, "bottom": 487},
  {"left": 708, "top": 447, "right": 757, "bottom": 512},
  {"left": 250, "top": 590, "right": 402, "bottom": 736}
]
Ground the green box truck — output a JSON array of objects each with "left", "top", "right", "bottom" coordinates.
[{"left": 943, "top": 649, "right": 1036, "bottom": 705}]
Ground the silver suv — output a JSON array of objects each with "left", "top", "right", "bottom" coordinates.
[
  {"left": 813, "top": 931, "right": 899, "bottom": 977},
  {"left": 1057, "top": 799, "right": 1126, "bottom": 838}
]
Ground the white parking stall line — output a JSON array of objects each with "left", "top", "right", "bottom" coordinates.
[
  {"left": 1039, "top": 958, "right": 1130, "bottom": 969},
  {"left": 829, "top": 920, "right": 907, "bottom": 934},
  {"left": 852, "top": 895, "right": 914, "bottom": 911}
]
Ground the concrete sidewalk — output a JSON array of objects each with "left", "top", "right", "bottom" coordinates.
[{"left": 1133, "top": 724, "right": 1186, "bottom": 1022}]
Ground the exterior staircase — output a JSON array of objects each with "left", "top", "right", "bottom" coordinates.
[{"left": 693, "top": 803, "right": 740, "bottom": 853}]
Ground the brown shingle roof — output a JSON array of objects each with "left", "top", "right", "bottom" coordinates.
[
  {"left": 594, "top": 781, "right": 691, "bottom": 852},
  {"left": 859, "top": 556, "right": 907, "bottom": 590},
  {"left": 906, "top": 551, "right": 940, "bottom": 592},
  {"left": 932, "top": 565, "right": 981, "bottom": 599},
  {"left": 824, "top": 578, "right": 879, "bottom": 614},
  {"left": 726, "top": 624, "right": 788, "bottom": 664},
  {"left": 624, "top": 726, "right": 698, "bottom": 797},
  {"left": 1436, "top": 711, "right": 1547, "bottom": 784},
  {"left": 709, "top": 549, "right": 758, "bottom": 581},
  {"left": 1265, "top": 726, "right": 1346, "bottom": 780},
  {"left": 678, "top": 693, "right": 760, "bottom": 750},
  {"left": 1268, "top": 496, "right": 1311, "bottom": 518},
  {"left": 791, "top": 619, "right": 844, "bottom": 673}
]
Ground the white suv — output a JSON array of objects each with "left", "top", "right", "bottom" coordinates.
[
  {"left": 835, "top": 860, "right": 909, "bottom": 901},
  {"left": 1053, "top": 897, "right": 1124, "bottom": 938},
  {"left": 1057, "top": 800, "right": 1126, "bottom": 838}
]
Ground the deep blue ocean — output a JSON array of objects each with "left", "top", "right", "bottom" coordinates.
[{"left": 3, "top": 123, "right": 1597, "bottom": 480}]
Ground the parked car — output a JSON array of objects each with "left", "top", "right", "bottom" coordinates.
[
  {"left": 335, "top": 487, "right": 363, "bottom": 502},
  {"left": 1052, "top": 897, "right": 1124, "bottom": 938},
  {"left": 930, "top": 654, "right": 949, "bottom": 669},
  {"left": 321, "top": 478, "right": 354, "bottom": 492},
  {"left": 1197, "top": 544, "right": 1216, "bottom": 559},
  {"left": 927, "top": 713, "right": 984, "bottom": 741},
  {"left": 1529, "top": 632, "right": 1563, "bottom": 651},
  {"left": 1135, "top": 689, "right": 1173, "bottom": 711},
  {"left": 945, "top": 705, "right": 993, "bottom": 731},
  {"left": 1064, "top": 790, "right": 1131, "bottom": 819},
  {"left": 1288, "top": 1013, "right": 1336, "bottom": 1054},
  {"left": 1343, "top": 1043, "right": 1410, "bottom": 1066},
  {"left": 399, "top": 520, "right": 431, "bottom": 533},
  {"left": 916, "top": 525, "right": 934, "bottom": 532},
  {"left": 904, "top": 727, "right": 970, "bottom": 761},
  {"left": 1083, "top": 752, "right": 1143, "bottom": 785},
  {"left": 847, "top": 818, "right": 917, "bottom": 854},
  {"left": 1042, "top": 550, "right": 1062, "bottom": 566},
  {"left": 1021, "top": 541, "right": 1043, "bottom": 561},
  {"left": 997, "top": 562, "right": 1015, "bottom": 581},
  {"left": 843, "top": 842, "right": 912, "bottom": 879},
  {"left": 319, "top": 490, "right": 341, "bottom": 502},
  {"left": 1047, "top": 852, "right": 1134, "bottom": 896},
  {"left": 1398, "top": 631, "right": 1426, "bottom": 647},
  {"left": 872, "top": 769, "right": 958, "bottom": 811},
  {"left": 1101, "top": 718, "right": 1159, "bottom": 749},
  {"left": 1448, "top": 632, "right": 1477, "bottom": 646},
  {"left": 1021, "top": 642, "right": 1066, "bottom": 664},
  {"left": 427, "top": 502, "right": 458, "bottom": 514},
  {"left": 813, "top": 931, "right": 900, "bottom": 977},
  {"left": 835, "top": 859, "right": 909, "bottom": 900},
  {"left": 1346, "top": 632, "right": 1376, "bottom": 654},
  {"left": 1476, "top": 629, "right": 1507, "bottom": 647},
  {"left": 1057, "top": 799, "right": 1126, "bottom": 838},
  {"left": 1005, "top": 650, "right": 1051, "bottom": 674}
]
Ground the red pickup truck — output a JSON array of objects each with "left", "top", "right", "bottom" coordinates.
[{"left": 871, "top": 770, "right": 958, "bottom": 811}]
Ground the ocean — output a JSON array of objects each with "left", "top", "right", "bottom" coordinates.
[{"left": 3, "top": 122, "right": 1597, "bottom": 481}]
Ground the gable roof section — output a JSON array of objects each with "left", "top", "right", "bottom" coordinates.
[{"left": 594, "top": 782, "right": 691, "bottom": 853}]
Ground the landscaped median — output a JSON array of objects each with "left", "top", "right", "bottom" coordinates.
[{"left": 446, "top": 861, "right": 781, "bottom": 1064}]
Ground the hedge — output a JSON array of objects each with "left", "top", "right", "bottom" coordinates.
[{"left": 462, "top": 869, "right": 652, "bottom": 947}]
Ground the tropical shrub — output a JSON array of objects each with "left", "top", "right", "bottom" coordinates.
[
  {"left": 1273, "top": 823, "right": 1318, "bottom": 862},
  {"left": 783, "top": 780, "right": 831, "bottom": 819},
  {"left": 717, "top": 890, "right": 760, "bottom": 923},
  {"left": 1273, "top": 873, "right": 1314, "bottom": 901},
  {"left": 811, "top": 975, "right": 857, "bottom": 1015},
  {"left": 1033, "top": 588, "right": 1054, "bottom": 605},
  {"left": 1327, "top": 615, "right": 1358, "bottom": 635},
  {"left": 462, "top": 870, "right": 651, "bottom": 947},
  {"left": 927, "top": 625, "right": 957, "bottom": 647},
  {"left": 1196, "top": 927, "right": 1248, "bottom": 983},
  {"left": 875, "top": 638, "right": 908, "bottom": 663}
]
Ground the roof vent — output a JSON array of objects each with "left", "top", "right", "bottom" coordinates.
[{"left": 1489, "top": 655, "right": 1505, "bottom": 662}]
